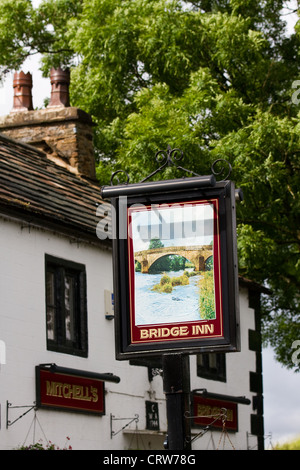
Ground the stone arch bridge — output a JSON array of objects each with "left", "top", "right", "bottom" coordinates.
[{"left": 134, "top": 245, "right": 213, "bottom": 274}]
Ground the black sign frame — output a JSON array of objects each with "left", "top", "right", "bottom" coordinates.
[{"left": 107, "top": 179, "right": 240, "bottom": 360}]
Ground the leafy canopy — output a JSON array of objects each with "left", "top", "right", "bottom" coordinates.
[{"left": 0, "top": 0, "right": 299, "bottom": 370}]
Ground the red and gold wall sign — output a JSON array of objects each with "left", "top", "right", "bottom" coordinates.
[
  {"left": 192, "top": 394, "right": 238, "bottom": 431},
  {"left": 36, "top": 366, "right": 105, "bottom": 415}
]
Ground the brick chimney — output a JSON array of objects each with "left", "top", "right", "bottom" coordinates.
[
  {"left": 48, "top": 67, "right": 70, "bottom": 108},
  {"left": 11, "top": 71, "right": 33, "bottom": 112},
  {"left": 0, "top": 69, "right": 96, "bottom": 180}
]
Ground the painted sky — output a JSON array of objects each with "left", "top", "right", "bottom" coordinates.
[{"left": 130, "top": 201, "right": 214, "bottom": 252}]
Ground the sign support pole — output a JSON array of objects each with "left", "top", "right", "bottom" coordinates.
[
  {"left": 162, "top": 353, "right": 191, "bottom": 450},
  {"left": 101, "top": 147, "right": 241, "bottom": 449}
]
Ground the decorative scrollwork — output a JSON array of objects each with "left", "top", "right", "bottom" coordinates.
[
  {"left": 155, "top": 146, "right": 184, "bottom": 165},
  {"left": 140, "top": 145, "right": 200, "bottom": 183},
  {"left": 154, "top": 149, "right": 168, "bottom": 165},
  {"left": 109, "top": 147, "right": 232, "bottom": 186},
  {"left": 211, "top": 159, "right": 232, "bottom": 181},
  {"left": 170, "top": 147, "right": 184, "bottom": 163},
  {"left": 151, "top": 367, "right": 163, "bottom": 378},
  {"left": 110, "top": 169, "right": 130, "bottom": 186}
]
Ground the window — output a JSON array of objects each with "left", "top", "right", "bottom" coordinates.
[
  {"left": 197, "top": 353, "right": 226, "bottom": 382},
  {"left": 45, "top": 255, "right": 88, "bottom": 357}
]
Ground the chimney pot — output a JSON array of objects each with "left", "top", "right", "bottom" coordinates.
[
  {"left": 11, "top": 71, "right": 33, "bottom": 112},
  {"left": 48, "top": 67, "right": 70, "bottom": 108}
]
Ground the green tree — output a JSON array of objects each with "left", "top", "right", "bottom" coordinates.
[
  {"left": 148, "top": 237, "right": 164, "bottom": 249},
  {"left": 0, "top": 0, "right": 299, "bottom": 370}
]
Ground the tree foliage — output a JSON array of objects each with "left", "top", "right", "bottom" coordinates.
[
  {"left": 0, "top": 0, "right": 299, "bottom": 370},
  {"left": 149, "top": 237, "right": 164, "bottom": 250},
  {"left": 273, "top": 435, "right": 300, "bottom": 450}
]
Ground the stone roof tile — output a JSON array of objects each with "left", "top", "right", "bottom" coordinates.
[{"left": 0, "top": 132, "right": 111, "bottom": 245}]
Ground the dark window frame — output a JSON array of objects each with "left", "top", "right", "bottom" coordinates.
[
  {"left": 45, "top": 255, "right": 88, "bottom": 357},
  {"left": 197, "top": 353, "right": 226, "bottom": 382}
]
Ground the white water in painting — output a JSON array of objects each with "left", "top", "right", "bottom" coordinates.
[{"left": 134, "top": 270, "right": 202, "bottom": 326}]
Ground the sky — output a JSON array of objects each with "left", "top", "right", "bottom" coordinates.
[
  {"left": 263, "top": 347, "right": 300, "bottom": 448},
  {"left": 0, "top": 1, "right": 299, "bottom": 449},
  {"left": 130, "top": 201, "right": 214, "bottom": 251}
]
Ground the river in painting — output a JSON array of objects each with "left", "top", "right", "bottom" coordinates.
[{"left": 134, "top": 269, "right": 202, "bottom": 326}]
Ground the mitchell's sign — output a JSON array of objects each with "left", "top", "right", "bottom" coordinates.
[{"left": 36, "top": 366, "right": 105, "bottom": 414}]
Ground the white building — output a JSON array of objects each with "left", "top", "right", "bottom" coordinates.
[{"left": 0, "top": 71, "right": 264, "bottom": 451}]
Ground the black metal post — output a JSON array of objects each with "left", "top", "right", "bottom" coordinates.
[{"left": 162, "top": 354, "right": 191, "bottom": 450}]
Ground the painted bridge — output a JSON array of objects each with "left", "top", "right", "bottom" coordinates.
[{"left": 134, "top": 245, "right": 213, "bottom": 273}]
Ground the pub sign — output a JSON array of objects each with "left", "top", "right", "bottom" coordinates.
[{"left": 101, "top": 177, "right": 240, "bottom": 359}]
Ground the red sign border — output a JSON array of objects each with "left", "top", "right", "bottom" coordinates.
[{"left": 127, "top": 198, "right": 223, "bottom": 346}]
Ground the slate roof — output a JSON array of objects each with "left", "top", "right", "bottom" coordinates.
[{"left": 0, "top": 132, "right": 110, "bottom": 245}]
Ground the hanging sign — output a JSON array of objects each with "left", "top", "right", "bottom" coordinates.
[{"left": 101, "top": 177, "right": 240, "bottom": 359}]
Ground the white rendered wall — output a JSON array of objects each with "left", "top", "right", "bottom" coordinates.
[{"left": 0, "top": 216, "right": 167, "bottom": 450}]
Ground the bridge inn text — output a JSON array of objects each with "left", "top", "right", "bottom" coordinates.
[{"left": 139, "top": 322, "right": 215, "bottom": 340}]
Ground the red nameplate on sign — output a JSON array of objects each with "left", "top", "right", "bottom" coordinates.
[
  {"left": 192, "top": 395, "right": 238, "bottom": 431},
  {"left": 36, "top": 368, "right": 105, "bottom": 415}
]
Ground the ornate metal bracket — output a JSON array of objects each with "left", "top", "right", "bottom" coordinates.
[
  {"left": 211, "top": 158, "right": 232, "bottom": 182},
  {"left": 110, "top": 169, "right": 130, "bottom": 186},
  {"left": 184, "top": 407, "right": 228, "bottom": 444},
  {"left": 140, "top": 145, "right": 202, "bottom": 182},
  {"left": 6, "top": 400, "right": 35, "bottom": 428},
  {"left": 110, "top": 146, "right": 232, "bottom": 186}
]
